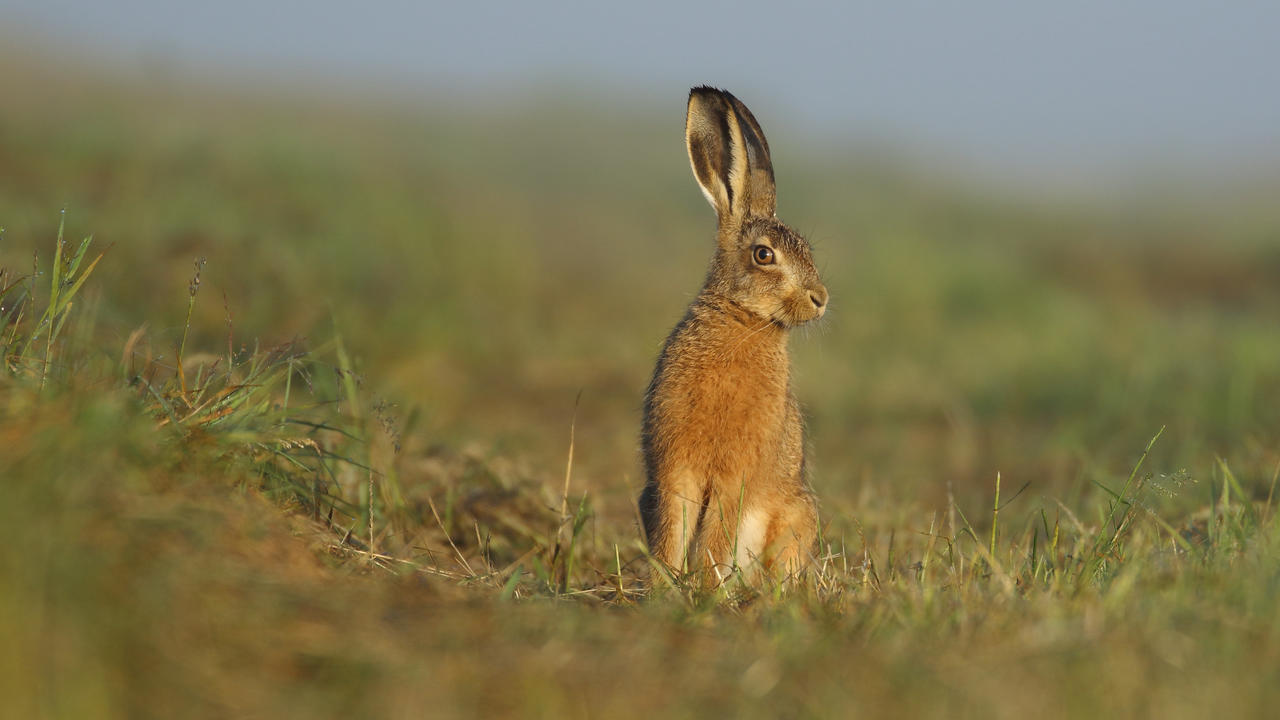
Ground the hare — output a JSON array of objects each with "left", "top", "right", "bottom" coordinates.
[{"left": 639, "top": 87, "right": 827, "bottom": 583}]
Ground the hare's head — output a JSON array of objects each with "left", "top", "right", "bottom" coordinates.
[{"left": 685, "top": 86, "right": 828, "bottom": 328}]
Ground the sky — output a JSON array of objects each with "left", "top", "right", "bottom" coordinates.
[{"left": 5, "top": 0, "right": 1280, "bottom": 181}]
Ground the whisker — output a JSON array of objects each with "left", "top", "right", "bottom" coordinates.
[{"left": 717, "top": 302, "right": 786, "bottom": 362}]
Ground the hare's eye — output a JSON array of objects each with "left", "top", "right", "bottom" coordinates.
[{"left": 752, "top": 245, "right": 775, "bottom": 265}]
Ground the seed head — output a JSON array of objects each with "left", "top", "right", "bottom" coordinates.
[{"left": 189, "top": 257, "right": 207, "bottom": 297}]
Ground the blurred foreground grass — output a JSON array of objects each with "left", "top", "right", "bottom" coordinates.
[{"left": 2, "top": 53, "right": 1280, "bottom": 718}]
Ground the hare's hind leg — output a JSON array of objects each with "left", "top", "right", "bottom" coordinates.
[{"left": 764, "top": 493, "right": 818, "bottom": 579}]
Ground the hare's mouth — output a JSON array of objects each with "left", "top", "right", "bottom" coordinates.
[
  {"left": 777, "top": 293, "right": 826, "bottom": 327},
  {"left": 773, "top": 310, "right": 817, "bottom": 329},
  {"left": 795, "top": 308, "right": 826, "bottom": 325}
]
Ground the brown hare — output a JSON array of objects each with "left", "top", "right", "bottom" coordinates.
[{"left": 640, "top": 86, "right": 828, "bottom": 584}]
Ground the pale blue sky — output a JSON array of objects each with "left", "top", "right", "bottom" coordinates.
[{"left": 5, "top": 0, "right": 1279, "bottom": 179}]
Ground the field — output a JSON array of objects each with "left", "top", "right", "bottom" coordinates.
[{"left": 3, "top": 51, "right": 1280, "bottom": 718}]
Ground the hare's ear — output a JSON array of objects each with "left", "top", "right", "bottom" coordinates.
[
  {"left": 685, "top": 87, "right": 777, "bottom": 225},
  {"left": 725, "top": 93, "right": 776, "bottom": 218}
]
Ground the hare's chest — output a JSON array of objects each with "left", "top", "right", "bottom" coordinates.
[{"left": 668, "top": 360, "right": 792, "bottom": 476}]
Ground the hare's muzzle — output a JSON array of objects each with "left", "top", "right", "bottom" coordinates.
[{"left": 808, "top": 285, "right": 829, "bottom": 319}]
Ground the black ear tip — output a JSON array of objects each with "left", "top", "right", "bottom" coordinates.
[{"left": 689, "top": 85, "right": 732, "bottom": 102}]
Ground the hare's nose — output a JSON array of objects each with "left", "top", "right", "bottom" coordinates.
[{"left": 809, "top": 287, "right": 829, "bottom": 310}]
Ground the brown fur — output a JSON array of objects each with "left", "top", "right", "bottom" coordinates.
[{"left": 639, "top": 87, "right": 828, "bottom": 584}]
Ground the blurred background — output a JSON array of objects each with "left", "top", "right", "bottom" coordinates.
[{"left": 3, "top": 0, "right": 1279, "bottom": 522}]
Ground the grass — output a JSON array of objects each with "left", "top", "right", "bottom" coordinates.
[{"left": 2, "top": 51, "right": 1280, "bottom": 718}]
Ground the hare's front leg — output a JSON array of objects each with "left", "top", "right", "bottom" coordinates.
[
  {"left": 640, "top": 470, "right": 706, "bottom": 574},
  {"left": 688, "top": 490, "right": 744, "bottom": 583}
]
